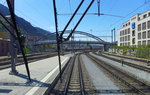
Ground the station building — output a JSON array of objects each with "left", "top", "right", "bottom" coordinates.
[{"left": 118, "top": 10, "right": 150, "bottom": 46}]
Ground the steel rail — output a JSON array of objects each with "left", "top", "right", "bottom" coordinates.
[
  {"left": 86, "top": 54, "right": 149, "bottom": 95},
  {"left": 0, "top": 53, "right": 57, "bottom": 70},
  {"left": 78, "top": 54, "right": 85, "bottom": 95},
  {"left": 103, "top": 52, "right": 148, "bottom": 63},
  {"left": 94, "top": 53, "right": 150, "bottom": 73},
  {"left": 44, "top": 56, "right": 72, "bottom": 95},
  {"left": 63, "top": 54, "right": 77, "bottom": 94}
]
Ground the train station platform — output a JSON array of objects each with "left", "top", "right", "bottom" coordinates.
[
  {"left": 90, "top": 52, "right": 150, "bottom": 85},
  {"left": 103, "top": 53, "right": 150, "bottom": 68},
  {"left": 0, "top": 54, "right": 72, "bottom": 95}
]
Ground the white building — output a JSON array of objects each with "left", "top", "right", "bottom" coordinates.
[{"left": 118, "top": 10, "right": 150, "bottom": 46}]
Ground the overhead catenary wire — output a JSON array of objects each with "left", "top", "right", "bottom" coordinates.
[
  {"left": 65, "top": 0, "right": 95, "bottom": 41},
  {"left": 17, "top": 0, "right": 51, "bottom": 29},
  {"left": 110, "top": 0, "right": 150, "bottom": 27},
  {"left": 15, "top": 9, "right": 47, "bottom": 30},
  {"left": 0, "top": 1, "right": 50, "bottom": 34},
  {"left": 68, "top": 0, "right": 75, "bottom": 26},
  {"left": 58, "top": 13, "right": 124, "bottom": 18},
  {"left": 59, "top": 0, "right": 84, "bottom": 40}
]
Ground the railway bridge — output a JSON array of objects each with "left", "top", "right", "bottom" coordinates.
[{"left": 34, "top": 30, "right": 111, "bottom": 51}]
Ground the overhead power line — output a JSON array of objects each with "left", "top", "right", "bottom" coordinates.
[
  {"left": 58, "top": 13, "right": 124, "bottom": 18},
  {"left": 110, "top": 0, "right": 150, "bottom": 27}
]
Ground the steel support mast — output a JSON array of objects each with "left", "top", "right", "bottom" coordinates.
[
  {"left": 6, "top": 0, "right": 31, "bottom": 81},
  {"left": 53, "top": 0, "right": 62, "bottom": 82}
]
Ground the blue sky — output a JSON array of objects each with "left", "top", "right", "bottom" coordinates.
[{"left": 1, "top": 0, "right": 150, "bottom": 41}]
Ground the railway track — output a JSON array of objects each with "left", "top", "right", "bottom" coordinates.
[
  {"left": 93, "top": 52, "right": 150, "bottom": 73},
  {"left": 86, "top": 53, "right": 150, "bottom": 95},
  {"left": 48, "top": 53, "right": 95, "bottom": 95},
  {"left": 64, "top": 54, "right": 85, "bottom": 94},
  {"left": 103, "top": 52, "right": 148, "bottom": 63},
  {"left": 0, "top": 52, "right": 57, "bottom": 70}
]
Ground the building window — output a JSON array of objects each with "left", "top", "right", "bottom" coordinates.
[
  {"left": 138, "top": 24, "right": 141, "bottom": 31},
  {"left": 149, "top": 12, "right": 150, "bottom": 16},
  {"left": 123, "top": 30, "right": 124, "bottom": 35},
  {"left": 142, "top": 40, "right": 146, "bottom": 45},
  {"left": 128, "top": 42, "right": 130, "bottom": 46},
  {"left": 128, "top": 22, "right": 130, "bottom": 25},
  {"left": 138, "top": 33, "right": 141, "bottom": 39},
  {"left": 120, "top": 37, "right": 122, "bottom": 42},
  {"left": 123, "top": 37, "right": 124, "bottom": 41},
  {"left": 142, "top": 31, "right": 146, "bottom": 39},
  {"left": 143, "top": 14, "right": 147, "bottom": 18},
  {"left": 128, "top": 35, "right": 130, "bottom": 41},
  {"left": 138, "top": 41, "right": 141, "bottom": 45},
  {"left": 120, "top": 31, "right": 122, "bottom": 36},
  {"left": 147, "top": 30, "right": 150, "bottom": 38},
  {"left": 125, "top": 29, "right": 127, "bottom": 35},
  {"left": 138, "top": 17, "right": 140, "bottom": 21},
  {"left": 147, "top": 21, "right": 150, "bottom": 29},
  {"left": 148, "top": 40, "right": 150, "bottom": 44},
  {"left": 132, "top": 30, "right": 135, "bottom": 36},
  {"left": 132, "top": 38, "right": 135, "bottom": 44},
  {"left": 128, "top": 28, "right": 130, "bottom": 34},
  {"left": 142, "top": 22, "right": 146, "bottom": 30},
  {"left": 125, "top": 36, "right": 127, "bottom": 41}
]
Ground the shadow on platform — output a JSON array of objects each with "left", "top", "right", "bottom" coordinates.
[
  {"left": 0, "top": 73, "right": 50, "bottom": 87},
  {"left": 0, "top": 89, "right": 12, "bottom": 93}
]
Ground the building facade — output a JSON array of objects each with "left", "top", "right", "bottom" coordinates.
[
  {"left": 0, "top": 39, "right": 10, "bottom": 56},
  {"left": 118, "top": 10, "right": 150, "bottom": 46}
]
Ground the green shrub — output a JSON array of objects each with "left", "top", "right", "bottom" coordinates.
[
  {"left": 24, "top": 47, "right": 32, "bottom": 54},
  {"left": 110, "top": 45, "right": 150, "bottom": 59}
]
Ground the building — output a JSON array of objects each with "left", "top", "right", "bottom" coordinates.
[
  {"left": 0, "top": 38, "right": 10, "bottom": 56},
  {"left": 118, "top": 10, "right": 150, "bottom": 46},
  {"left": 0, "top": 32, "right": 10, "bottom": 39}
]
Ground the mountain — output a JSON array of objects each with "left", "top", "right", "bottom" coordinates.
[{"left": 0, "top": 4, "right": 55, "bottom": 40}]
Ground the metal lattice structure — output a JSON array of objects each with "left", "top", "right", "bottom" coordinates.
[
  {"left": 63, "top": 30, "right": 105, "bottom": 42},
  {"left": 47, "top": 30, "right": 107, "bottom": 43}
]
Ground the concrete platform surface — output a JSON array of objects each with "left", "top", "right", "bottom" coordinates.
[
  {"left": 0, "top": 54, "right": 71, "bottom": 95},
  {"left": 103, "top": 53, "right": 149, "bottom": 68}
]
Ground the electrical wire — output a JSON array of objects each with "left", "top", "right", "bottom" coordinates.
[
  {"left": 58, "top": 13, "right": 124, "bottom": 18},
  {"left": 110, "top": 0, "right": 150, "bottom": 27},
  {"left": 68, "top": 0, "right": 75, "bottom": 26},
  {"left": 15, "top": 9, "right": 46, "bottom": 29}
]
